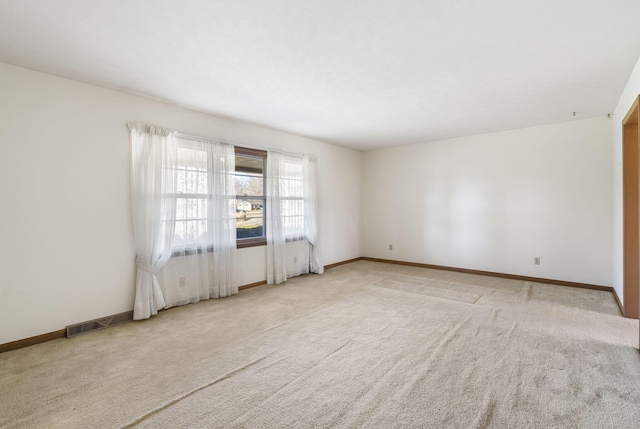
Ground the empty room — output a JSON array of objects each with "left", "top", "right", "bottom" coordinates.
[{"left": 1, "top": 1, "right": 640, "bottom": 428}]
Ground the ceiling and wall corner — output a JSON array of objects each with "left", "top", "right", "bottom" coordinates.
[{"left": 0, "top": 1, "right": 639, "bottom": 150}]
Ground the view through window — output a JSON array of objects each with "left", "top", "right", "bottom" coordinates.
[{"left": 234, "top": 148, "right": 267, "bottom": 246}]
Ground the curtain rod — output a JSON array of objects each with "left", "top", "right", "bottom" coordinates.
[
  {"left": 176, "top": 132, "right": 236, "bottom": 147},
  {"left": 175, "top": 131, "right": 308, "bottom": 159},
  {"left": 128, "top": 123, "right": 308, "bottom": 158}
]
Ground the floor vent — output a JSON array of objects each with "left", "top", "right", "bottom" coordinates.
[{"left": 66, "top": 311, "right": 134, "bottom": 338}]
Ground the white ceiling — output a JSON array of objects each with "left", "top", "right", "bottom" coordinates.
[{"left": 1, "top": 1, "right": 640, "bottom": 150}]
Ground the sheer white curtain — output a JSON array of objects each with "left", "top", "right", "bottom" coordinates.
[
  {"left": 157, "top": 135, "right": 238, "bottom": 307},
  {"left": 129, "top": 123, "right": 177, "bottom": 320},
  {"left": 266, "top": 151, "right": 323, "bottom": 284}
]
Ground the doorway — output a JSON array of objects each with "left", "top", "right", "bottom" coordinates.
[{"left": 623, "top": 95, "right": 640, "bottom": 319}]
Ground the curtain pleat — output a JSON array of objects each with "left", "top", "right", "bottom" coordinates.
[
  {"left": 129, "top": 123, "right": 177, "bottom": 319},
  {"left": 303, "top": 155, "right": 324, "bottom": 275},
  {"left": 266, "top": 151, "right": 323, "bottom": 284}
]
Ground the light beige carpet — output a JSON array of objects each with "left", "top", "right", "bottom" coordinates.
[{"left": 1, "top": 261, "right": 639, "bottom": 428}]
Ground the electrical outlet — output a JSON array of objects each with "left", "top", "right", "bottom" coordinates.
[
  {"left": 534, "top": 257, "right": 540, "bottom": 265},
  {"left": 179, "top": 277, "right": 186, "bottom": 287},
  {"left": 389, "top": 244, "right": 393, "bottom": 251}
]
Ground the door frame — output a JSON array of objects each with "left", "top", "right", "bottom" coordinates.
[{"left": 623, "top": 95, "right": 640, "bottom": 320}]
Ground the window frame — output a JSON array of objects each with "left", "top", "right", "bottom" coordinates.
[
  {"left": 235, "top": 146, "right": 267, "bottom": 249},
  {"left": 169, "top": 144, "right": 212, "bottom": 256}
]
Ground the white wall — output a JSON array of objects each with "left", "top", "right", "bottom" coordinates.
[
  {"left": 0, "top": 62, "right": 361, "bottom": 344},
  {"left": 612, "top": 55, "right": 640, "bottom": 306},
  {"left": 362, "top": 117, "right": 613, "bottom": 286}
]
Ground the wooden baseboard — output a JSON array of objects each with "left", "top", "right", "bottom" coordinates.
[
  {"left": 238, "top": 280, "right": 267, "bottom": 291},
  {"left": 324, "top": 257, "right": 363, "bottom": 270},
  {"left": 237, "top": 258, "right": 363, "bottom": 290},
  {"left": 360, "top": 257, "right": 613, "bottom": 292},
  {"left": 613, "top": 288, "right": 624, "bottom": 315},
  {"left": 0, "top": 329, "right": 66, "bottom": 354}
]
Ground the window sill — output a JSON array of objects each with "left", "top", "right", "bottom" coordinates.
[
  {"left": 237, "top": 237, "right": 267, "bottom": 249},
  {"left": 171, "top": 247, "right": 214, "bottom": 257},
  {"left": 169, "top": 238, "right": 266, "bottom": 256}
]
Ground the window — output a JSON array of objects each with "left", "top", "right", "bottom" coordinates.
[
  {"left": 234, "top": 147, "right": 267, "bottom": 248},
  {"left": 277, "top": 157, "right": 305, "bottom": 240},
  {"left": 173, "top": 145, "right": 210, "bottom": 252},
  {"left": 169, "top": 136, "right": 236, "bottom": 257},
  {"left": 265, "top": 151, "right": 323, "bottom": 284},
  {"left": 168, "top": 143, "right": 267, "bottom": 251}
]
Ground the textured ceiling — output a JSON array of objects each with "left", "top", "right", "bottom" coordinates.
[{"left": 1, "top": 1, "right": 640, "bottom": 150}]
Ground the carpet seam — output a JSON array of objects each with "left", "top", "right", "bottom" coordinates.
[{"left": 119, "top": 353, "right": 276, "bottom": 428}]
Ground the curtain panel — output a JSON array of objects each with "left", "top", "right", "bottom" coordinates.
[
  {"left": 158, "top": 135, "right": 238, "bottom": 307},
  {"left": 266, "top": 151, "right": 324, "bottom": 284},
  {"left": 129, "top": 123, "right": 177, "bottom": 320},
  {"left": 129, "top": 126, "right": 238, "bottom": 320}
]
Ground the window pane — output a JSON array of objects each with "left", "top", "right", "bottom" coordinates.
[
  {"left": 235, "top": 152, "right": 266, "bottom": 242},
  {"left": 281, "top": 198, "right": 304, "bottom": 237},
  {"left": 172, "top": 145, "right": 211, "bottom": 250},
  {"left": 176, "top": 147, "right": 208, "bottom": 195},
  {"left": 235, "top": 173, "right": 263, "bottom": 197},
  {"left": 236, "top": 199, "right": 264, "bottom": 239},
  {"left": 235, "top": 154, "right": 264, "bottom": 197},
  {"left": 173, "top": 219, "right": 208, "bottom": 247},
  {"left": 235, "top": 154, "right": 263, "bottom": 174},
  {"left": 174, "top": 221, "right": 185, "bottom": 245},
  {"left": 279, "top": 178, "right": 303, "bottom": 198},
  {"left": 176, "top": 197, "right": 207, "bottom": 222}
]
